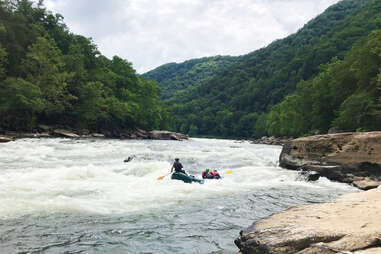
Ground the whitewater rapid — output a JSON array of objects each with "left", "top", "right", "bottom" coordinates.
[{"left": 0, "top": 138, "right": 357, "bottom": 253}]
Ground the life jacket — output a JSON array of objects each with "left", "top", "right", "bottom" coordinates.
[
  {"left": 202, "top": 171, "right": 213, "bottom": 179},
  {"left": 173, "top": 161, "right": 183, "bottom": 172},
  {"left": 211, "top": 171, "right": 221, "bottom": 179}
]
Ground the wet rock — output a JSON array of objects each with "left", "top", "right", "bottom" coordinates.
[
  {"left": 235, "top": 187, "right": 381, "bottom": 254},
  {"left": 135, "top": 128, "right": 149, "bottom": 139},
  {"left": 279, "top": 132, "right": 381, "bottom": 190},
  {"left": 53, "top": 129, "right": 80, "bottom": 138},
  {"left": 18, "top": 132, "right": 51, "bottom": 138},
  {"left": 0, "top": 135, "right": 14, "bottom": 143},
  {"left": 298, "top": 170, "right": 321, "bottom": 181},
  {"left": 149, "top": 130, "right": 188, "bottom": 140},
  {"left": 91, "top": 133, "right": 105, "bottom": 138},
  {"left": 124, "top": 155, "right": 136, "bottom": 163}
]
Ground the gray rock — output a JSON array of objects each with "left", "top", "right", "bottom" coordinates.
[
  {"left": 279, "top": 132, "right": 381, "bottom": 190},
  {"left": 0, "top": 136, "right": 14, "bottom": 143},
  {"left": 235, "top": 187, "right": 381, "bottom": 254},
  {"left": 149, "top": 130, "right": 188, "bottom": 140},
  {"left": 53, "top": 129, "right": 80, "bottom": 138}
]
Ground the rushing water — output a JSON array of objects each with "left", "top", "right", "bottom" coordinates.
[{"left": 0, "top": 138, "right": 357, "bottom": 253}]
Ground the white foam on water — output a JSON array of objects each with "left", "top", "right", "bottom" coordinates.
[{"left": 0, "top": 138, "right": 356, "bottom": 218}]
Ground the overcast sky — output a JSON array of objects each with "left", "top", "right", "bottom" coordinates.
[{"left": 42, "top": 0, "right": 341, "bottom": 73}]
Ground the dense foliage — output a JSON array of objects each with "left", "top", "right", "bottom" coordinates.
[
  {"left": 142, "top": 55, "right": 239, "bottom": 100},
  {"left": 0, "top": 0, "right": 168, "bottom": 131},
  {"left": 266, "top": 30, "right": 381, "bottom": 137},
  {"left": 145, "top": 0, "right": 381, "bottom": 138}
]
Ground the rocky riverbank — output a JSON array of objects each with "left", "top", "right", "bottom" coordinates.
[
  {"left": 0, "top": 125, "right": 188, "bottom": 142},
  {"left": 235, "top": 131, "right": 381, "bottom": 254},
  {"left": 250, "top": 136, "right": 291, "bottom": 146},
  {"left": 235, "top": 186, "right": 381, "bottom": 254},
  {"left": 279, "top": 132, "right": 381, "bottom": 190}
]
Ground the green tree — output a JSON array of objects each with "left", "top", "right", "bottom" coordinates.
[
  {"left": 0, "top": 77, "right": 44, "bottom": 130},
  {"left": 0, "top": 44, "right": 7, "bottom": 80},
  {"left": 21, "top": 36, "right": 73, "bottom": 115}
]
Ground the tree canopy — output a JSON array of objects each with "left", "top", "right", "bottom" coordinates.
[{"left": 0, "top": 0, "right": 168, "bottom": 132}]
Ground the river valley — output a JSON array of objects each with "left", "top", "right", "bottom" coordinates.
[{"left": 0, "top": 138, "right": 357, "bottom": 253}]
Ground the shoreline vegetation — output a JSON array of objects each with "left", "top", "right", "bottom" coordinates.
[{"left": 0, "top": 1, "right": 169, "bottom": 134}]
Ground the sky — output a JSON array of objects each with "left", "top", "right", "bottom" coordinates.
[{"left": 42, "top": 0, "right": 341, "bottom": 73}]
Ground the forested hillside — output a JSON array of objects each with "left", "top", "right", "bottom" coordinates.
[
  {"left": 142, "top": 55, "right": 239, "bottom": 100},
  {"left": 266, "top": 30, "right": 381, "bottom": 137},
  {"left": 0, "top": 0, "right": 168, "bottom": 132},
  {"left": 145, "top": 0, "right": 381, "bottom": 138}
]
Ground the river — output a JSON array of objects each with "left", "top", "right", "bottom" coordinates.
[{"left": 0, "top": 138, "right": 357, "bottom": 253}]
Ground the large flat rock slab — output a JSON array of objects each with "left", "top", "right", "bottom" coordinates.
[{"left": 235, "top": 187, "right": 381, "bottom": 254}]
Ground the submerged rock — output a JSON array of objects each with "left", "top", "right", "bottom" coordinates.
[
  {"left": 297, "top": 170, "right": 320, "bottom": 182},
  {"left": 279, "top": 132, "right": 381, "bottom": 190},
  {"left": 235, "top": 187, "right": 381, "bottom": 254}
]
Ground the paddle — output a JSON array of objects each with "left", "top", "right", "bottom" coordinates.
[
  {"left": 224, "top": 170, "right": 233, "bottom": 174},
  {"left": 157, "top": 172, "right": 170, "bottom": 180}
]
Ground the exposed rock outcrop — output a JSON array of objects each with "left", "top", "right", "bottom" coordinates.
[
  {"left": 53, "top": 129, "right": 80, "bottom": 138},
  {"left": 251, "top": 136, "right": 291, "bottom": 146},
  {"left": 0, "top": 135, "right": 14, "bottom": 143},
  {"left": 235, "top": 187, "right": 381, "bottom": 254},
  {"left": 149, "top": 130, "right": 188, "bottom": 140},
  {"left": 279, "top": 132, "right": 381, "bottom": 190}
]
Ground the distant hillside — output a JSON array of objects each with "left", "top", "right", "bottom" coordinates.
[
  {"left": 142, "top": 55, "right": 239, "bottom": 100},
  {"left": 144, "top": 0, "right": 381, "bottom": 138}
]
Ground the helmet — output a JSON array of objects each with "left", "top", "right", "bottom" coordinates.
[
  {"left": 175, "top": 158, "right": 179, "bottom": 161},
  {"left": 206, "top": 168, "right": 210, "bottom": 172}
]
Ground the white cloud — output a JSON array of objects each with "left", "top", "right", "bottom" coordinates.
[{"left": 43, "top": 0, "right": 341, "bottom": 73}]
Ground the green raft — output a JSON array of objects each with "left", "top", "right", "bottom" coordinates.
[{"left": 171, "top": 172, "right": 204, "bottom": 184}]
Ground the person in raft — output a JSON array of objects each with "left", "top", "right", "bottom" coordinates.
[
  {"left": 202, "top": 168, "right": 221, "bottom": 179},
  {"left": 213, "top": 169, "right": 221, "bottom": 179},
  {"left": 171, "top": 158, "right": 187, "bottom": 175}
]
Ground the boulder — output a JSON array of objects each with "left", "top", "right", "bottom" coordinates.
[
  {"left": 17, "top": 132, "right": 51, "bottom": 138},
  {"left": 149, "top": 130, "right": 188, "bottom": 140},
  {"left": 297, "top": 170, "right": 321, "bottom": 182},
  {"left": 235, "top": 187, "right": 381, "bottom": 254},
  {"left": 135, "top": 128, "right": 149, "bottom": 139},
  {"left": 91, "top": 133, "right": 105, "bottom": 138},
  {"left": 53, "top": 129, "right": 80, "bottom": 138},
  {"left": 0, "top": 135, "right": 14, "bottom": 143},
  {"left": 279, "top": 132, "right": 381, "bottom": 190}
]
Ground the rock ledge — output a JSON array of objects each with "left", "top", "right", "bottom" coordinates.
[
  {"left": 235, "top": 187, "right": 381, "bottom": 254},
  {"left": 279, "top": 131, "right": 381, "bottom": 190}
]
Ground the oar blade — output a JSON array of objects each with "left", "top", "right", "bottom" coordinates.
[
  {"left": 157, "top": 175, "right": 165, "bottom": 180},
  {"left": 225, "top": 170, "right": 233, "bottom": 174}
]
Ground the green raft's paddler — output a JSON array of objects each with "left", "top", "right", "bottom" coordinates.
[{"left": 170, "top": 158, "right": 187, "bottom": 175}]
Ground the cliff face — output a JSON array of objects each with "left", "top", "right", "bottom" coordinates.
[
  {"left": 235, "top": 187, "right": 381, "bottom": 254},
  {"left": 279, "top": 132, "right": 381, "bottom": 190}
]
